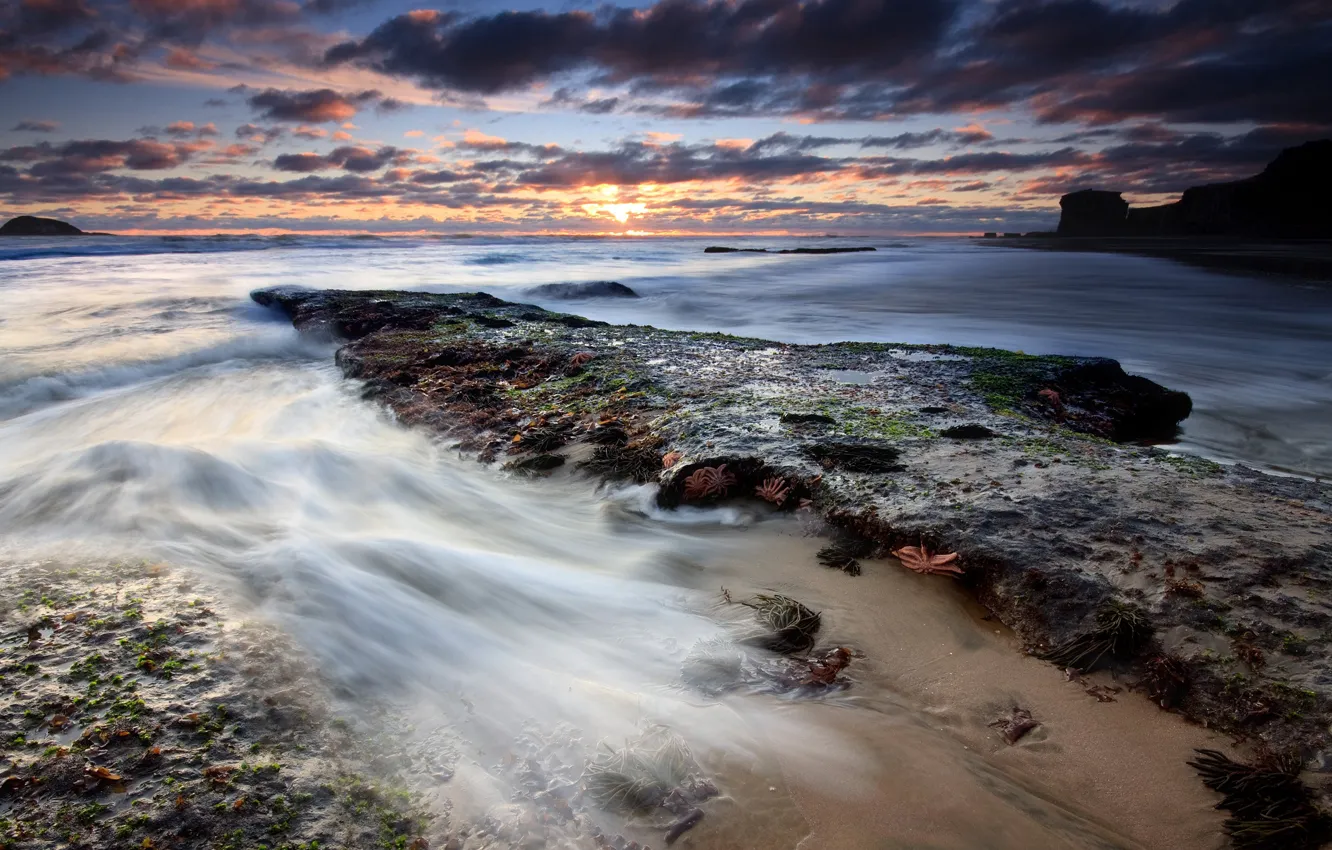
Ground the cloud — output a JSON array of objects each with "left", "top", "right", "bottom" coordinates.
[
  {"left": 272, "top": 151, "right": 329, "bottom": 172},
  {"left": 244, "top": 87, "right": 385, "bottom": 123},
  {"left": 322, "top": 0, "right": 1332, "bottom": 128},
  {"left": 1, "top": 136, "right": 209, "bottom": 175},
  {"left": 273, "top": 144, "right": 404, "bottom": 173},
  {"left": 163, "top": 46, "right": 216, "bottom": 70},
  {"left": 325, "top": 0, "right": 958, "bottom": 94},
  {"left": 11, "top": 119, "right": 59, "bottom": 132},
  {"left": 509, "top": 139, "right": 843, "bottom": 187},
  {"left": 159, "top": 120, "right": 218, "bottom": 137},
  {"left": 235, "top": 123, "right": 284, "bottom": 143}
]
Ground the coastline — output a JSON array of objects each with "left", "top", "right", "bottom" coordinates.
[
  {"left": 4, "top": 279, "right": 1326, "bottom": 848},
  {"left": 982, "top": 235, "right": 1332, "bottom": 281}
]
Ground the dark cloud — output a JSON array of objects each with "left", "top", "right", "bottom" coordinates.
[
  {"left": 245, "top": 87, "right": 385, "bottom": 123},
  {"left": 0, "top": 0, "right": 337, "bottom": 83},
  {"left": 511, "top": 140, "right": 843, "bottom": 187},
  {"left": 861, "top": 127, "right": 994, "bottom": 148},
  {"left": 273, "top": 152, "right": 330, "bottom": 173},
  {"left": 325, "top": 0, "right": 959, "bottom": 94},
  {"left": 410, "top": 169, "right": 466, "bottom": 185},
  {"left": 324, "top": 0, "right": 1332, "bottom": 128},
  {"left": 127, "top": 0, "right": 300, "bottom": 45},
  {"left": 11, "top": 119, "right": 59, "bottom": 132},
  {"left": 235, "top": 123, "right": 284, "bottom": 143},
  {"left": 747, "top": 127, "right": 997, "bottom": 154},
  {"left": 456, "top": 137, "right": 563, "bottom": 158},
  {"left": 0, "top": 137, "right": 208, "bottom": 175},
  {"left": 273, "top": 145, "right": 405, "bottom": 173}
]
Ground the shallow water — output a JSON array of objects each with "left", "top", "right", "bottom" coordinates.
[{"left": 0, "top": 235, "right": 1298, "bottom": 847}]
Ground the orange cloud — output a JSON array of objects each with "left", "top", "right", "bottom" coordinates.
[{"left": 463, "top": 129, "right": 507, "bottom": 147}]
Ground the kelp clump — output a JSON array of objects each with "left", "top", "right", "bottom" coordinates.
[
  {"left": 736, "top": 593, "right": 823, "bottom": 654},
  {"left": 1188, "top": 748, "right": 1329, "bottom": 850},
  {"left": 582, "top": 726, "right": 713, "bottom": 814},
  {"left": 1038, "top": 600, "right": 1152, "bottom": 672}
]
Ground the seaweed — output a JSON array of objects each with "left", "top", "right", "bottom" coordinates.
[
  {"left": 1038, "top": 600, "right": 1152, "bottom": 672},
  {"left": 1188, "top": 749, "right": 1329, "bottom": 850},
  {"left": 1141, "top": 654, "right": 1190, "bottom": 709},
  {"left": 737, "top": 593, "right": 822, "bottom": 654},
  {"left": 817, "top": 540, "right": 873, "bottom": 576},
  {"left": 581, "top": 726, "right": 710, "bottom": 815},
  {"left": 577, "top": 437, "right": 663, "bottom": 483}
]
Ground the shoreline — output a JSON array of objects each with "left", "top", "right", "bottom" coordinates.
[
  {"left": 1, "top": 521, "right": 1237, "bottom": 850},
  {"left": 249, "top": 284, "right": 1332, "bottom": 843}
]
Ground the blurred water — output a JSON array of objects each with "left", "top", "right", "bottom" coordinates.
[{"left": 0, "top": 234, "right": 1319, "bottom": 846}]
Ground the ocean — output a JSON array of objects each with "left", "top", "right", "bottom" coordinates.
[{"left": 1, "top": 234, "right": 1326, "bottom": 848}]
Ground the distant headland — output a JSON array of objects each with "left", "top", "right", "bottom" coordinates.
[
  {"left": 1055, "top": 140, "right": 1332, "bottom": 238},
  {"left": 982, "top": 141, "right": 1332, "bottom": 280},
  {"left": 0, "top": 215, "right": 112, "bottom": 236}
]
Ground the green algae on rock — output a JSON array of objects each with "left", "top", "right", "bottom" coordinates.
[
  {"left": 251, "top": 285, "right": 1332, "bottom": 768},
  {"left": 0, "top": 560, "right": 436, "bottom": 850}
]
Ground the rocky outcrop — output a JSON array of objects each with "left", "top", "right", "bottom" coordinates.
[
  {"left": 252, "top": 285, "right": 1332, "bottom": 769},
  {"left": 0, "top": 215, "right": 84, "bottom": 236},
  {"left": 1058, "top": 140, "right": 1332, "bottom": 238},
  {"left": 1057, "top": 190, "right": 1128, "bottom": 236}
]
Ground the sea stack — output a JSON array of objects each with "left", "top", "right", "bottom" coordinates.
[{"left": 1057, "top": 190, "right": 1128, "bottom": 236}]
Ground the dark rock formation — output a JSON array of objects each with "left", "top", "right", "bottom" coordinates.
[
  {"left": 527, "top": 281, "right": 639, "bottom": 299},
  {"left": 252, "top": 285, "right": 1332, "bottom": 769},
  {"left": 705, "top": 246, "right": 876, "bottom": 254},
  {"left": 1057, "top": 140, "right": 1332, "bottom": 238},
  {"left": 1057, "top": 190, "right": 1128, "bottom": 236},
  {"left": 0, "top": 215, "right": 84, "bottom": 236}
]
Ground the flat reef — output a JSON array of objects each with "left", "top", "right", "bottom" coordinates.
[{"left": 251, "top": 285, "right": 1332, "bottom": 830}]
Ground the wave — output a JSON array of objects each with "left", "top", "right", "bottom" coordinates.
[{"left": 0, "top": 331, "right": 331, "bottom": 421}]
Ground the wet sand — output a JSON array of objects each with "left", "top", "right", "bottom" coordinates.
[{"left": 679, "top": 521, "right": 1229, "bottom": 850}]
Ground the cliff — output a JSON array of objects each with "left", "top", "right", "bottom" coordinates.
[{"left": 1057, "top": 139, "right": 1332, "bottom": 238}]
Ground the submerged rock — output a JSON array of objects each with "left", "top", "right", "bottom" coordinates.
[{"left": 527, "top": 280, "right": 639, "bottom": 299}]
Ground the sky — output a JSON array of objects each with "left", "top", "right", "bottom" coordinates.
[{"left": 0, "top": 0, "right": 1329, "bottom": 235}]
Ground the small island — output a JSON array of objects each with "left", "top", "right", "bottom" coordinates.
[{"left": 0, "top": 215, "right": 108, "bottom": 236}]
